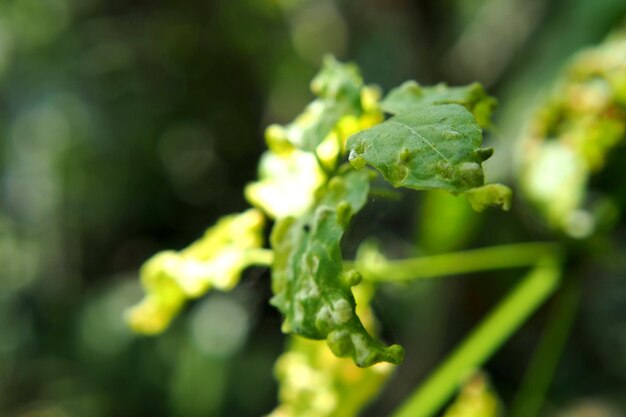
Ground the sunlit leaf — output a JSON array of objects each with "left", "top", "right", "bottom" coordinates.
[
  {"left": 270, "top": 169, "right": 404, "bottom": 367},
  {"left": 245, "top": 149, "right": 327, "bottom": 219},
  {"left": 247, "top": 59, "right": 383, "bottom": 220},
  {"left": 126, "top": 209, "right": 266, "bottom": 334}
]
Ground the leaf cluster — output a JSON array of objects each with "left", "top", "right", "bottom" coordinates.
[
  {"left": 126, "top": 55, "right": 512, "bottom": 417},
  {"left": 127, "top": 56, "right": 510, "bottom": 368}
]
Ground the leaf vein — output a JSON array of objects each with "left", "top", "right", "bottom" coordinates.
[{"left": 389, "top": 120, "right": 450, "bottom": 163}]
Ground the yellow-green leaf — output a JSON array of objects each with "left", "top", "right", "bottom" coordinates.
[
  {"left": 245, "top": 149, "right": 326, "bottom": 219},
  {"left": 126, "top": 209, "right": 266, "bottom": 334}
]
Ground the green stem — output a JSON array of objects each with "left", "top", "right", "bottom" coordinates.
[
  {"left": 509, "top": 276, "right": 580, "bottom": 417},
  {"left": 348, "top": 242, "right": 559, "bottom": 282},
  {"left": 391, "top": 257, "right": 562, "bottom": 417}
]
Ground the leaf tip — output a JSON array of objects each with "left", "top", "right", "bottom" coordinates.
[
  {"left": 476, "top": 147, "right": 494, "bottom": 162},
  {"left": 348, "top": 148, "right": 367, "bottom": 170}
]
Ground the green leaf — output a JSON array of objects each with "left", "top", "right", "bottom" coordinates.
[
  {"left": 269, "top": 284, "right": 395, "bottom": 417},
  {"left": 347, "top": 103, "right": 492, "bottom": 193},
  {"left": 270, "top": 169, "right": 404, "bottom": 367},
  {"left": 311, "top": 55, "right": 363, "bottom": 101},
  {"left": 267, "top": 56, "right": 368, "bottom": 153},
  {"left": 381, "top": 81, "right": 496, "bottom": 128},
  {"left": 465, "top": 183, "right": 512, "bottom": 212}
]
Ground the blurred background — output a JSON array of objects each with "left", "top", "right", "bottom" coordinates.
[{"left": 1, "top": 0, "right": 626, "bottom": 416}]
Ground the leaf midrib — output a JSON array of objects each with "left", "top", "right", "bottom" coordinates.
[{"left": 388, "top": 120, "right": 451, "bottom": 164}]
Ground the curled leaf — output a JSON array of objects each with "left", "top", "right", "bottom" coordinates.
[
  {"left": 126, "top": 209, "right": 266, "bottom": 334},
  {"left": 270, "top": 169, "right": 404, "bottom": 367},
  {"left": 268, "top": 285, "right": 395, "bottom": 417}
]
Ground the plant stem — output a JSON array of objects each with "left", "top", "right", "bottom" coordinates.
[
  {"left": 509, "top": 275, "right": 580, "bottom": 417},
  {"left": 390, "top": 257, "right": 561, "bottom": 417},
  {"left": 348, "top": 242, "right": 559, "bottom": 282}
]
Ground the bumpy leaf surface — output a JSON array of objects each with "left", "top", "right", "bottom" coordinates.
[
  {"left": 270, "top": 169, "right": 404, "bottom": 367},
  {"left": 347, "top": 103, "right": 493, "bottom": 193},
  {"left": 269, "top": 284, "right": 394, "bottom": 417}
]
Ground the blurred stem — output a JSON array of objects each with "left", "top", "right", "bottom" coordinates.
[
  {"left": 391, "top": 257, "right": 562, "bottom": 417},
  {"left": 347, "top": 242, "right": 559, "bottom": 282},
  {"left": 509, "top": 275, "right": 581, "bottom": 417}
]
